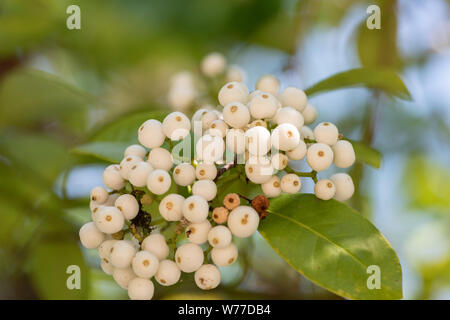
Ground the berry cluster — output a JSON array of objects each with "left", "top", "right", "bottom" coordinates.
[{"left": 79, "top": 53, "right": 356, "bottom": 300}]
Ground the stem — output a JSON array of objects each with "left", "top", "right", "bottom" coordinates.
[{"left": 284, "top": 166, "right": 318, "bottom": 183}]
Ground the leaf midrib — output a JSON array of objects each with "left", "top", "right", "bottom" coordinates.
[{"left": 268, "top": 209, "right": 368, "bottom": 269}]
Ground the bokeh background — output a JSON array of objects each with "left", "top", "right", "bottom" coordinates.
[{"left": 0, "top": 0, "right": 449, "bottom": 300}]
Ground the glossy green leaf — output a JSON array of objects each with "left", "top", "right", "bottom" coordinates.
[
  {"left": 260, "top": 194, "right": 402, "bottom": 300},
  {"left": 72, "top": 141, "right": 131, "bottom": 163},
  {"left": 29, "top": 241, "right": 89, "bottom": 299},
  {"left": 305, "top": 68, "right": 411, "bottom": 100},
  {"left": 347, "top": 139, "right": 382, "bottom": 168}
]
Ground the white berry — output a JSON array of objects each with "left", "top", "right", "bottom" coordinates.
[
  {"left": 173, "top": 163, "right": 196, "bottom": 186},
  {"left": 271, "top": 152, "right": 289, "bottom": 171},
  {"left": 141, "top": 233, "right": 170, "bottom": 260},
  {"left": 115, "top": 194, "right": 139, "bottom": 220},
  {"left": 245, "top": 156, "right": 273, "bottom": 184},
  {"left": 314, "top": 179, "right": 336, "bottom": 200},
  {"left": 300, "top": 126, "right": 315, "bottom": 140},
  {"left": 195, "top": 264, "right": 221, "bottom": 290},
  {"left": 101, "top": 258, "right": 114, "bottom": 275},
  {"left": 196, "top": 134, "right": 225, "bottom": 163},
  {"left": 113, "top": 267, "right": 136, "bottom": 289},
  {"left": 271, "top": 123, "right": 300, "bottom": 151},
  {"left": 302, "top": 104, "right": 318, "bottom": 124},
  {"left": 332, "top": 140, "right": 355, "bottom": 168},
  {"left": 200, "top": 110, "right": 219, "bottom": 130},
  {"left": 159, "top": 194, "right": 184, "bottom": 221},
  {"left": 129, "top": 161, "right": 153, "bottom": 187},
  {"left": 119, "top": 155, "right": 142, "bottom": 180},
  {"left": 132, "top": 251, "right": 159, "bottom": 278},
  {"left": 281, "top": 174, "right": 301, "bottom": 194},
  {"left": 128, "top": 278, "right": 154, "bottom": 300},
  {"left": 261, "top": 176, "right": 282, "bottom": 198},
  {"left": 208, "top": 225, "right": 232, "bottom": 248},
  {"left": 162, "top": 112, "right": 191, "bottom": 141},
  {"left": 227, "top": 206, "right": 259, "bottom": 238},
  {"left": 196, "top": 162, "right": 218, "bottom": 180},
  {"left": 79, "top": 222, "right": 105, "bottom": 249},
  {"left": 222, "top": 102, "right": 250, "bottom": 129},
  {"left": 255, "top": 75, "right": 280, "bottom": 95},
  {"left": 211, "top": 243, "right": 238, "bottom": 267},
  {"left": 286, "top": 140, "right": 307, "bottom": 160},
  {"left": 186, "top": 219, "right": 212, "bottom": 245},
  {"left": 209, "top": 119, "right": 228, "bottom": 138},
  {"left": 314, "top": 122, "right": 339, "bottom": 146},
  {"left": 201, "top": 52, "right": 226, "bottom": 77},
  {"left": 95, "top": 206, "right": 124, "bottom": 234},
  {"left": 306, "top": 143, "right": 334, "bottom": 172},
  {"left": 147, "top": 147, "right": 173, "bottom": 171},
  {"left": 103, "top": 164, "right": 126, "bottom": 190},
  {"left": 147, "top": 169, "right": 171, "bottom": 195},
  {"left": 226, "top": 65, "right": 244, "bottom": 82},
  {"left": 155, "top": 260, "right": 181, "bottom": 286},
  {"left": 192, "top": 179, "right": 217, "bottom": 201},
  {"left": 124, "top": 144, "right": 147, "bottom": 159},
  {"left": 138, "top": 119, "right": 165, "bottom": 149},
  {"left": 110, "top": 240, "right": 137, "bottom": 269},
  {"left": 279, "top": 87, "right": 307, "bottom": 112},
  {"left": 248, "top": 91, "right": 278, "bottom": 119},
  {"left": 98, "top": 239, "right": 118, "bottom": 259},
  {"left": 275, "top": 106, "right": 304, "bottom": 129},
  {"left": 182, "top": 195, "right": 209, "bottom": 223},
  {"left": 246, "top": 126, "right": 271, "bottom": 156},
  {"left": 330, "top": 173, "right": 354, "bottom": 201},
  {"left": 218, "top": 82, "right": 249, "bottom": 106},
  {"left": 225, "top": 128, "right": 246, "bottom": 154},
  {"left": 175, "top": 243, "right": 204, "bottom": 273},
  {"left": 90, "top": 186, "right": 109, "bottom": 204}
]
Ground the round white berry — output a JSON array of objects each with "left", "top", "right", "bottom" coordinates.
[
  {"left": 104, "top": 193, "right": 119, "bottom": 206},
  {"left": 306, "top": 143, "right": 334, "bottom": 172},
  {"left": 261, "top": 175, "right": 282, "bottom": 198},
  {"left": 302, "top": 104, "right": 318, "bottom": 124},
  {"left": 147, "top": 169, "right": 171, "bottom": 195},
  {"left": 200, "top": 110, "right": 219, "bottom": 130},
  {"left": 128, "top": 278, "right": 154, "bottom": 300},
  {"left": 248, "top": 119, "right": 267, "bottom": 129},
  {"left": 192, "top": 180, "right": 217, "bottom": 201},
  {"left": 208, "top": 225, "right": 232, "bottom": 248},
  {"left": 141, "top": 233, "right": 170, "bottom": 260},
  {"left": 168, "top": 86, "right": 196, "bottom": 111},
  {"left": 201, "top": 52, "right": 226, "bottom": 77},
  {"left": 113, "top": 267, "right": 136, "bottom": 289},
  {"left": 124, "top": 144, "right": 147, "bottom": 159},
  {"left": 248, "top": 92, "right": 278, "bottom": 119},
  {"left": 138, "top": 119, "right": 165, "bottom": 149},
  {"left": 245, "top": 126, "right": 271, "bottom": 156},
  {"left": 90, "top": 186, "right": 109, "bottom": 204},
  {"left": 222, "top": 102, "right": 250, "bottom": 129},
  {"left": 110, "top": 240, "right": 137, "bottom": 269},
  {"left": 196, "top": 162, "right": 218, "bottom": 180},
  {"left": 279, "top": 87, "right": 307, "bottom": 112},
  {"left": 275, "top": 106, "right": 304, "bottom": 129},
  {"left": 162, "top": 112, "right": 191, "bottom": 141},
  {"left": 314, "top": 122, "right": 339, "bottom": 146},
  {"left": 147, "top": 147, "right": 173, "bottom": 171},
  {"left": 218, "top": 82, "right": 249, "bottom": 107},
  {"left": 129, "top": 161, "right": 153, "bottom": 187},
  {"left": 132, "top": 251, "right": 160, "bottom": 279},
  {"left": 281, "top": 174, "right": 301, "bottom": 194},
  {"left": 271, "top": 153, "right": 289, "bottom": 171},
  {"left": 192, "top": 108, "right": 209, "bottom": 126},
  {"left": 115, "top": 194, "right": 139, "bottom": 220},
  {"left": 100, "top": 258, "right": 114, "bottom": 275},
  {"left": 79, "top": 222, "right": 105, "bottom": 249},
  {"left": 95, "top": 206, "right": 124, "bottom": 234},
  {"left": 170, "top": 71, "right": 194, "bottom": 87},
  {"left": 173, "top": 163, "right": 196, "bottom": 186},
  {"left": 155, "top": 260, "right": 181, "bottom": 286},
  {"left": 227, "top": 206, "right": 259, "bottom": 238},
  {"left": 195, "top": 264, "right": 221, "bottom": 290},
  {"left": 211, "top": 243, "right": 238, "bottom": 267},
  {"left": 330, "top": 173, "right": 354, "bottom": 201},
  {"left": 255, "top": 75, "right": 280, "bottom": 95},
  {"left": 175, "top": 243, "right": 204, "bottom": 273},
  {"left": 196, "top": 134, "right": 225, "bottom": 163},
  {"left": 209, "top": 119, "right": 228, "bottom": 138},
  {"left": 225, "top": 128, "right": 246, "bottom": 154},
  {"left": 182, "top": 195, "right": 209, "bottom": 223},
  {"left": 314, "top": 179, "right": 336, "bottom": 200},
  {"left": 226, "top": 65, "right": 244, "bottom": 82},
  {"left": 103, "top": 164, "right": 126, "bottom": 190},
  {"left": 332, "top": 140, "right": 355, "bottom": 168},
  {"left": 119, "top": 155, "right": 142, "bottom": 180},
  {"left": 271, "top": 123, "right": 300, "bottom": 151},
  {"left": 286, "top": 140, "right": 307, "bottom": 160},
  {"left": 98, "top": 239, "right": 117, "bottom": 259},
  {"left": 159, "top": 194, "right": 185, "bottom": 221},
  {"left": 300, "top": 126, "right": 315, "bottom": 140},
  {"left": 245, "top": 156, "right": 274, "bottom": 184},
  {"left": 186, "top": 219, "right": 212, "bottom": 245}
]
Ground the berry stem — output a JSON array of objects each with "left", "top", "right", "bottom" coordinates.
[{"left": 284, "top": 166, "right": 318, "bottom": 183}]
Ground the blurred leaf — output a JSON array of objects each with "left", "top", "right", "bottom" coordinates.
[
  {"left": 64, "top": 207, "right": 92, "bottom": 227},
  {"left": 305, "top": 68, "right": 411, "bottom": 100},
  {"left": 346, "top": 139, "right": 382, "bottom": 168},
  {"left": 28, "top": 241, "right": 89, "bottom": 299},
  {"left": 72, "top": 141, "right": 130, "bottom": 163},
  {"left": 260, "top": 193, "right": 403, "bottom": 300},
  {"left": 404, "top": 156, "right": 450, "bottom": 215},
  {"left": 0, "top": 68, "right": 93, "bottom": 129}
]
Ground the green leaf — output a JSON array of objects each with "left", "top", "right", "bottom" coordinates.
[
  {"left": 260, "top": 194, "right": 402, "bottom": 300},
  {"left": 72, "top": 141, "right": 131, "bottom": 163},
  {"left": 347, "top": 139, "right": 382, "bottom": 169},
  {"left": 305, "top": 68, "right": 411, "bottom": 100},
  {"left": 28, "top": 241, "right": 89, "bottom": 299}
]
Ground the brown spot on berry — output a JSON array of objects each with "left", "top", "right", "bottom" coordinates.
[
  {"left": 273, "top": 181, "right": 280, "bottom": 188},
  {"left": 262, "top": 94, "right": 269, "bottom": 99},
  {"left": 189, "top": 203, "right": 195, "bottom": 210},
  {"left": 227, "top": 84, "right": 234, "bottom": 89},
  {"left": 160, "top": 279, "right": 166, "bottom": 284},
  {"left": 166, "top": 202, "right": 173, "bottom": 210},
  {"left": 176, "top": 116, "right": 182, "bottom": 122},
  {"left": 212, "top": 238, "right": 219, "bottom": 245},
  {"left": 131, "top": 165, "right": 137, "bottom": 170},
  {"left": 143, "top": 260, "right": 150, "bottom": 267},
  {"left": 287, "top": 131, "right": 293, "bottom": 138},
  {"left": 199, "top": 169, "right": 205, "bottom": 176},
  {"left": 117, "top": 206, "right": 123, "bottom": 212},
  {"left": 327, "top": 182, "right": 333, "bottom": 188},
  {"left": 177, "top": 257, "right": 181, "bottom": 263},
  {"left": 91, "top": 196, "right": 97, "bottom": 201},
  {"left": 318, "top": 151, "right": 324, "bottom": 157},
  {"left": 105, "top": 215, "right": 112, "bottom": 222},
  {"left": 323, "top": 122, "right": 329, "bottom": 126},
  {"left": 230, "top": 105, "right": 237, "bottom": 113},
  {"left": 175, "top": 168, "right": 180, "bottom": 174},
  {"left": 293, "top": 181, "right": 299, "bottom": 186},
  {"left": 103, "top": 258, "right": 109, "bottom": 263},
  {"left": 126, "top": 157, "right": 132, "bottom": 162},
  {"left": 228, "top": 258, "right": 234, "bottom": 264},
  {"left": 211, "top": 124, "right": 216, "bottom": 128},
  {"left": 248, "top": 167, "right": 254, "bottom": 173},
  {"left": 158, "top": 176, "right": 164, "bottom": 182},
  {"left": 224, "top": 193, "right": 240, "bottom": 210}
]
